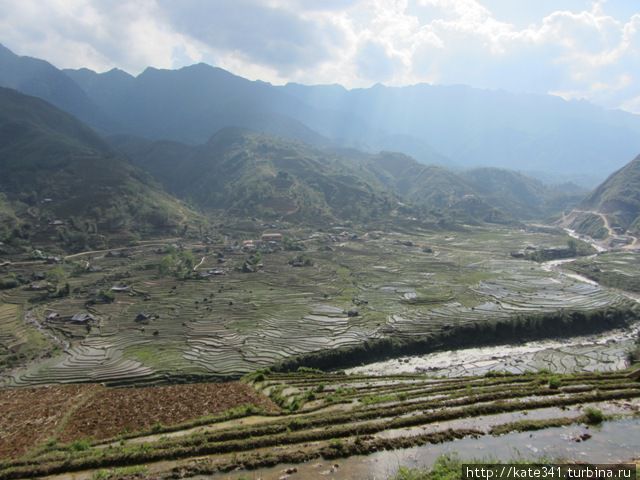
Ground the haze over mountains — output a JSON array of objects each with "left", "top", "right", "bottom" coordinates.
[
  {"left": 0, "top": 87, "right": 195, "bottom": 249},
  {"left": 2, "top": 42, "right": 640, "bottom": 248},
  {"left": 112, "top": 128, "right": 588, "bottom": 226},
  {"left": 2, "top": 43, "right": 640, "bottom": 185}
]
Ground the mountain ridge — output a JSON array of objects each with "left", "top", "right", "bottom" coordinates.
[
  {"left": 0, "top": 87, "right": 198, "bottom": 250},
  {"left": 3, "top": 44, "right": 639, "bottom": 180},
  {"left": 111, "top": 128, "right": 584, "bottom": 226}
]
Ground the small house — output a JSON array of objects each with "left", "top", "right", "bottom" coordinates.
[
  {"left": 261, "top": 233, "right": 282, "bottom": 243},
  {"left": 28, "top": 282, "right": 49, "bottom": 291},
  {"left": 70, "top": 313, "right": 96, "bottom": 324},
  {"left": 110, "top": 285, "right": 131, "bottom": 293}
]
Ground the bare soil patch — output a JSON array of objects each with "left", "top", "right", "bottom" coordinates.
[
  {"left": 0, "top": 384, "right": 100, "bottom": 458},
  {"left": 0, "top": 381, "right": 277, "bottom": 458}
]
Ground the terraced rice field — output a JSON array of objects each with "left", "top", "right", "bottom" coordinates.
[
  {"left": 0, "top": 224, "right": 636, "bottom": 386},
  {"left": 567, "top": 251, "right": 640, "bottom": 293},
  {"left": 0, "top": 303, "right": 54, "bottom": 371},
  {"left": 0, "top": 369, "right": 638, "bottom": 479}
]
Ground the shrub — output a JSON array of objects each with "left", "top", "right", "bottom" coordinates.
[
  {"left": 0, "top": 277, "right": 19, "bottom": 290},
  {"left": 288, "top": 398, "right": 301, "bottom": 412},
  {"left": 583, "top": 407, "right": 604, "bottom": 425},
  {"left": 151, "top": 422, "right": 164, "bottom": 433},
  {"left": 297, "top": 366, "right": 323, "bottom": 374},
  {"left": 547, "top": 376, "right": 561, "bottom": 389},
  {"left": 328, "top": 438, "right": 345, "bottom": 452},
  {"left": 69, "top": 439, "right": 91, "bottom": 451},
  {"left": 98, "top": 289, "right": 115, "bottom": 303}
]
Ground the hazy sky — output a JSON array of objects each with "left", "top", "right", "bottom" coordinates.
[{"left": 1, "top": 0, "right": 638, "bottom": 112}]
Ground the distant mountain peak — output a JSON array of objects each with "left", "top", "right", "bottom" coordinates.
[
  {"left": 0, "top": 87, "right": 197, "bottom": 247},
  {"left": 2, "top": 43, "right": 640, "bottom": 180}
]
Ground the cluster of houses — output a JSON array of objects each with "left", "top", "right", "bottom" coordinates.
[
  {"left": 45, "top": 311, "right": 97, "bottom": 325},
  {"left": 241, "top": 232, "right": 283, "bottom": 251}
]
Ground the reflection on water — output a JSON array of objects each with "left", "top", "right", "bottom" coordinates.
[
  {"left": 208, "top": 418, "right": 640, "bottom": 480},
  {"left": 346, "top": 323, "right": 639, "bottom": 377}
]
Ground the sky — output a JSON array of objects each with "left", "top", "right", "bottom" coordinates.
[{"left": 0, "top": 0, "right": 639, "bottom": 113}]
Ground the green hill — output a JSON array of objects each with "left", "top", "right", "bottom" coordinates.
[
  {"left": 461, "top": 168, "right": 585, "bottom": 220},
  {"left": 0, "top": 194, "right": 19, "bottom": 244},
  {"left": 112, "top": 131, "right": 583, "bottom": 226},
  {"left": 0, "top": 87, "right": 197, "bottom": 250},
  {"left": 111, "top": 128, "right": 398, "bottom": 223},
  {"left": 366, "top": 152, "right": 473, "bottom": 205},
  {"left": 580, "top": 154, "right": 640, "bottom": 233},
  {"left": 365, "top": 152, "right": 582, "bottom": 222}
]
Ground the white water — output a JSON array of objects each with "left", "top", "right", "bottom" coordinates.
[
  {"left": 346, "top": 322, "right": 639, "bottom": 376},
  {"left": 540, "top": 255, "right": 599, "bottom": 285},
  {"left": 564, "top": 228, "right": 607, "bottom": 252}
]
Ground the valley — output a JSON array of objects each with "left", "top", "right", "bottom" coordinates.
[
  {"left": 2, "top": 222, "right": 636, "bottom": 387},
  {"left": 0, "top": 37, "right": 639, "bottom": 480},
  {"left": 1, "top": 216, "right": 639, "bottom": 479}
]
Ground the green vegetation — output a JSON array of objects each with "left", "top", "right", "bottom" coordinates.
[
  {"left": 2, "top": 368, "right": 637, "bottom": 480},
  {"left": 583, "top": 406, "right": 605, "bottom": 425},
  {"left": 569, "top": 212, "right": 608, "bottom": 239},
  {"left": 567, "top": 251, "right": 640, "bottom": 293},
  {"left": 0, "top": 277, "right": 19, "bottom": 290},
  {"left": 0, "top": 87, "right": 199, "bottom": 251},
  {"left": 68, "top": 439, "right": 91, "bottom": 452},
  {"left": 394, "top": 455, "right": 464, "bottom": 480},
  {"left": 158, "top": 248, "right": 195, "bottom": 279},
  {"left": 547, "top": 376, "right": 562, "bottom": 389},
  {"left": 115, "top": 129, "right": 398, "bottom": 224},
  {"left": 524, "top": 239, "right": 595, "bottom": 262},
  {"left": 115, "top": 130, "right": 587, "bottom": 228},
  {"left": 629, "top": 335, "right": 640, "bottom": 364},
  {"left": 0, "top": 194, "right": 19, "bottom": 244},
  {"left": 392, "top": 455, "right": 570, "bottom": 480},
  {"left": 90, "top": 465, "right": 147, "bottom": 480},
  {"left": 581, "top": 154, "right": 640, "bottom": 232}
]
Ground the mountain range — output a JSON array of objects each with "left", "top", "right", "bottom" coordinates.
[
  {"left": 0, "top": 82, "right": 588, "bottom": 250},
  {"left": 2, "top": 43, "right": 640, "bottom": 183},
  {"left": 2, "top": 42, "right": 640, "bottom": 251},
  {"left": 0, "top": 87, "right": 196, "bottom": 250},
  {"left": 111, "top": 129, "right": 585, "bottom": 226},
  {"left": 110, "top": 129, "right": 398, "bottom": 223}
]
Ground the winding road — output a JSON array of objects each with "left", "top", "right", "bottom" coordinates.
[{"left": 565, "top": 209, "right": 639, "bottom": 251}]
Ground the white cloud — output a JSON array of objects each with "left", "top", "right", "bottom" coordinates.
[{"left": 0, "top": 0, "right": 638, "bottom": 112}]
